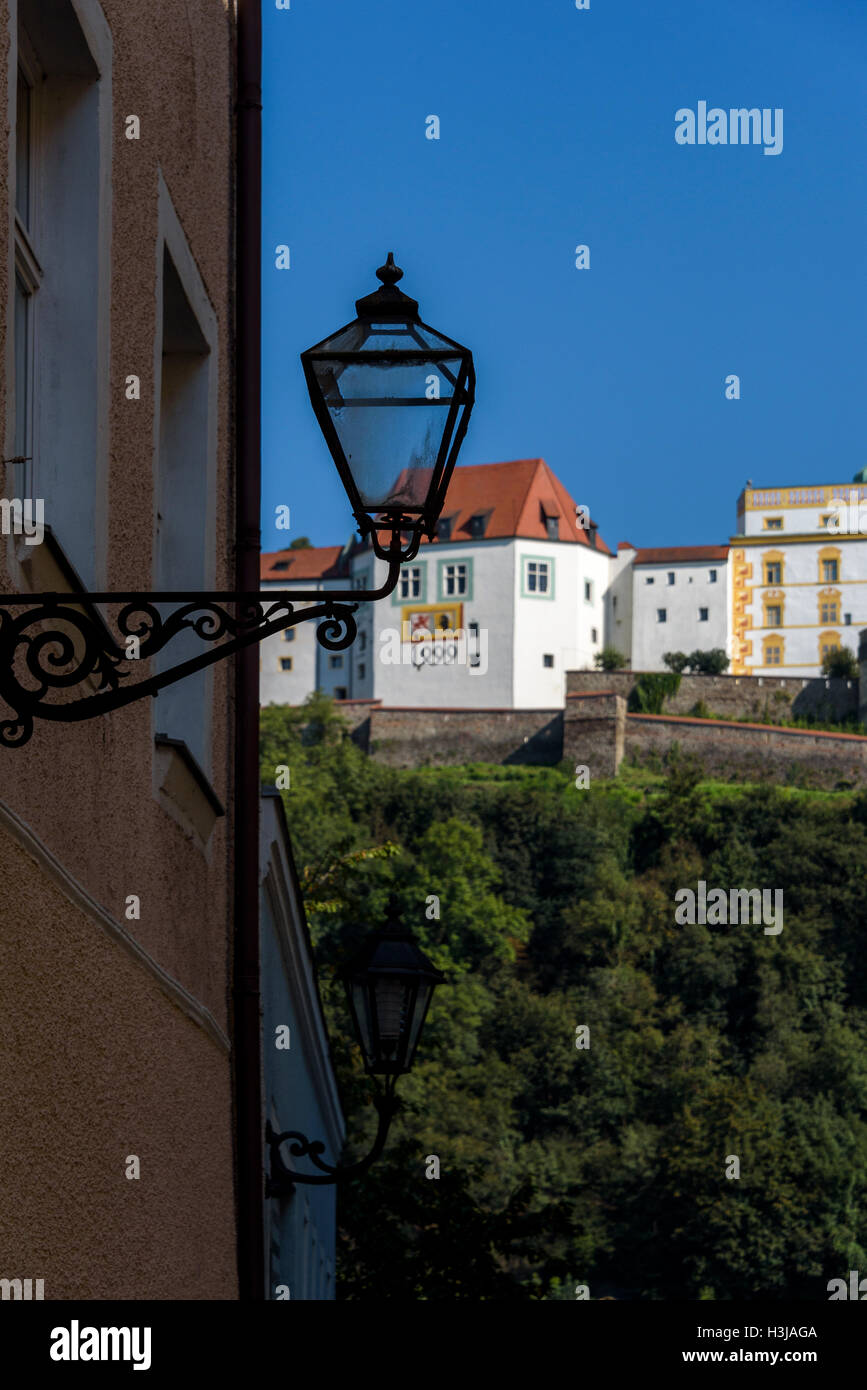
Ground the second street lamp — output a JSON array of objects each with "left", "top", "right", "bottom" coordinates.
[
  {"left": 0, "top": 254, "right": 475, "bottom": 747},
  {"left": 265, "top": 915, "right": 446, "bottom": 1190}
]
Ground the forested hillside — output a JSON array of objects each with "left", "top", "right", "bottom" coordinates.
[{"left": 261, "top": 695, "right": 867, "bottom": 1300}]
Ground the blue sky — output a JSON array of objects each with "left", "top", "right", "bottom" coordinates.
[{"left": 261, "top": 0, "right": 867, "bottom": 554}]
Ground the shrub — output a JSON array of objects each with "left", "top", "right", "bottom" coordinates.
[
  {"left": 821, "top": 647, "right": 859, "bottom": 679},
  {"left": 594, "top": 645, "right": 628, "bottom": 671},
  {"left": 628, "top": 671, "right": 681, "bottom": 714},
  {"left": 663, "top": 651, "right": 689, "bottom": 674}
]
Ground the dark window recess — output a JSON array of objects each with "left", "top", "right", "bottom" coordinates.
[
  {"left": 469, "top": 514, "right": 487, "bottom": 538},
  {"left": 657, "top": 609, "right": 667, "bottom": 623},
  {"left": 358, "top": 663, "right": 366, "bottom": 680},
  {"left": 845, "top": 613, "right": 852, "bottom": 625},
  {"left": 699, "top": 608, "right": 709, "bottom": 621},
  {"left": 543, "top": 653, "right": 554, "bottom": 668},
  {"left": 280, "top": 657, "right": 293, "bottom": 671},
  {"left": 334, "top": 686, "right": 347, "bottom": 700},
  {"left": 283, "top": 629, "right": 295, "bottom": 642},
  {"left": 545, "top": 516, "right": 558, "bottom": 541},
  {"left": 271, "top": 561, "right": 290, "bottom": 572},
  {"left": 436, "top": 517, "right": 453, "bottom": 541}
]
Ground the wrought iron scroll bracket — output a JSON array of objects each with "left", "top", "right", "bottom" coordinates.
[
  {"left": 265, "top": 1076, "right": 399, "bottom": 1191},
  {"left": 0, "top": 528, "right": 416, "bottom": 748}
]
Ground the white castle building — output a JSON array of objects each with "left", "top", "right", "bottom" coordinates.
[{"left": 260, "top": 460, "right": 867, "bottom": 708}]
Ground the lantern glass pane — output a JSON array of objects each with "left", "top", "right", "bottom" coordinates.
[
  {"left": 374, "top": 977, "right": 412, "bottom": 1060},
  {"left": 404, "top": 982, "right": 434, "bottom": 1066},
  {"left": 350, "top": 979, "right": 377, "bottom": 1062},
  {"left": 311, "top": 356, "right": 462, "bottom": 509},
  {"left": 320, "top": 321, "right": 459, "bottom": 354}
]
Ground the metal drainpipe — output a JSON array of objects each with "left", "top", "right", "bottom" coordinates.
[{"left": 234, "top": 0, "right": 265, "bottom": 1301}]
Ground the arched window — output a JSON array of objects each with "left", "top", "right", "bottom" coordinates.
[
  {"left": 818, "top": 589, "right": 841, "bottom": 625},
  {"left": 762, "top": 635, "right": 784, "bottom": 667},
  {"left": 818, "top": 546, "right": 842, "bottom": 584},
  {"left": 762, "top": 549, "right": 785, "bottom": 586},
  {"left": 762, "top": 590, "right": 784, "bottom": 628}
]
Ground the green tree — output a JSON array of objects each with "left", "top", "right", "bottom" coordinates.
[
  {"left": 594, "top": 645, "right": 628, "bottom": 671},
  {"left": 822, "top": 646, "right": 859, "bottom": 679}
]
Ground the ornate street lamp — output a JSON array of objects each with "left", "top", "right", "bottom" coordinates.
[
  {"left": 0, "top": 255, "right": 474, "bottom": 747},
  {"left": 265, "top": 916, "right": 445, "bottom": 1190},
  {"left": 302, "top": 253, "right": 475, "bottom": 560}
]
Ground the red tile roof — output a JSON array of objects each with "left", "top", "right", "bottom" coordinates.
[
  {"left": 633, "top": 545, "right": 729, "bottom": 566},
  {"left": 261, "top": 544, "right": 346, "bottom": 582},
  {"left": 420, "top": 459, "right": 611, "bottom": 552}
]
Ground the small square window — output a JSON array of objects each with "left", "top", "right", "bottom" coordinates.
[
  {"left": 645, "top": 576, "right": 654, "bottom": 585},
  {"left": 329, "top": 655, "right": 343, "bottom": 669},
  {"left": 543, "top": 653, "right": 554, "bottom": 668},
  {"left": 283, "top": 629, "right": 295, "bottom": 642},
  {"left": 709, "top": 569, "right": 717, "bottom": 583},
  {"left": 657, "top": 609, "right": 667, "bottom": 623},
  {"left": 699, "top": 608, "right": 709, "bottom": 622},
  {"left": 667, "top": 571, "right": 675, "bottom": 586},
  {"left": 280, "top": 657, "right": 293, "bottom": 671},
  {"left": 765, "top": 518, "right": 783, "bottom": 530},
  {"left": 334, "top": 686, "right": 347, "bottom": 700}
]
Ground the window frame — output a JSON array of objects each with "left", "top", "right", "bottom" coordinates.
[
  {"left": 393, "top": 561, "right": 427, "bottom": 605},
  {"left": 438, "top": 556, "right": 474, "bottom": 600},
  {"left": 521, "top": 554, "right": 554, "bottom": 600}
]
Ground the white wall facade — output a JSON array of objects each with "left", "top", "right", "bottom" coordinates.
[
  {"left": 605, "top": 544, "right": 636, "bottom": 664},
  {"left": 631, "top": 556, "right": 731, "bottom": 671},
  {"left": 260, "top": 576, "right": 346, "bottom": 706}
]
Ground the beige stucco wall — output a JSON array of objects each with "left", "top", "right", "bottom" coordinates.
[{"left": 0, "top": 1, "right": 238, "bottom": 1298}]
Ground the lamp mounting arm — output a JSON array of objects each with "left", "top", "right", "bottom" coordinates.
[
  {"left": 0, "top": 528, "right": 414, "bottom": 748},
  {"left": 265, "top": 1076, "right": 399, "bottom": 1191}
]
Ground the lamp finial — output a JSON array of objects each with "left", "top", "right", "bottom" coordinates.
[{"left": 376, "top": 252, "right": 403, "bottom": 287}]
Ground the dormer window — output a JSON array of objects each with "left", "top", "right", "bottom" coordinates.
[
  {"left": 469, "top": 514, "right": 487, "bottom": 539},
  {"left": 540, "top": 497, "right": 559, "bottom": 541},
  {"left": 436, "top": 517, "right": 453, "bottom": 541},
  {"left": 270, "top": 561, "right": 290, "bottom": 572}
]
